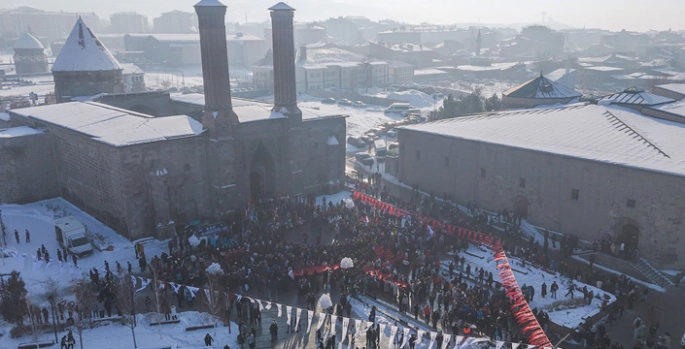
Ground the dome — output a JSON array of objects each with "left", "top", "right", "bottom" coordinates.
[{"left": 14, "top": 32, "right": 44, "bottom": 50}]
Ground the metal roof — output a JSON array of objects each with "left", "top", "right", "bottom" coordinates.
[
  {"left": 599, "top": 87, "right": 675, "bottom": 106},
  {"left": 503, "top": 75, "right": 581, "bottom": 99}
]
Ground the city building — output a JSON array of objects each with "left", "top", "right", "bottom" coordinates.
[
  {"left": 296, "top": 26, "right": 327, "bottom": 46},
  {"left": 0, "top": 7, "right": 100, "bottom": 42},
  {"left": 397, "top": 89, "right": 685, "bottom": 268},
  {"left": 13, "top": 32, "right": 49, "bottom": 75},
  {"left": 110, "top": 12, "right": 148, "bottom": 34},
  {"left": 502, "top": 74, "right": 582, "bottom": 109},
  {"left": 368, "top": 41, "right": 438, "bottom": 67},
  {"left": 153, "top": 10, "right": 196, "bottom": 34},
  {"left": 1, "top": 1, "right": 345, "bottom": 242},
  {"left": 377, "top": 30, "right": 422, "bottom": 45},
  {"left": 51, "top": 18, "right": 124, "bottom": 103},
  {"left": 500, "top": 25, "right": 565, "bottom": 58},
  {"left": 121, "top": 63, "right": 146, "bottom": 93}
]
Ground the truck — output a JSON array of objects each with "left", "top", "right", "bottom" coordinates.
[
  {"left": 374, "top": 139, "right": 388, "bottom": 158},
  {"left": 54, "top": 216, "right": 93, "bottom": 257}
]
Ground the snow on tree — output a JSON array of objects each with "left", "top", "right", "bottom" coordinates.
[
  {"left": 205, "top": 262, "right": 224, "bottom": 275},
  {"left": 72, "top": 277, "right": 96, "bottom": 349},
  {"left": 203, "top": 263, "right": 225, "bottom": 335},
  {"left": 188, "top": 235, "right": 201, "bottom": 248},
  {"left": 318, "top": 293, "right": 332, "bottom": 309},
  {"left": 0, "top": 271, "right": 28, "bottom": 325},
  {"left": 115, "top": 275, "right": 138, "bottom": 348}
]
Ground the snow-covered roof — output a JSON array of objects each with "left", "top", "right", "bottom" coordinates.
[
  {"left": 14, "top": 32, "right": 44, "bottom": 50},
  {"left": 52, "top": 18, "right": 122, "bottom": 72},
  {"left": 414, "top": 68, "right": 449, "bottom": 76},
  {"left": 503, "top": 75, "right": 581, "bottom": 99},
  {"left": 194, "top": 0, "right": 226, "bottom": 7},
  {"left": 545, "top": 68, "right": 575, "bottom": 82},
  {"left": 0, "top": 112, "right": 9, "bottom": 121},
  {"left": 599, "top": 88, "right": 674, "bottom": 106},
  {"left": 120, "top": 63, "right": 144, "bottom": 75},
  {"left": 647, "top": 101, "right": 685, "bottom": 119},
  {"left": 655, "top": 83, "right": 685, "bottom": 97},
  {"left": 401, "top": 103, "right": 685, "bottom": 178},
  {"left": 170, "top": 93, "right": 343, "bottom": 122},
  {"left": 0, "top": 126, "right": 44, "bottom": 138},
  {"left": 10, "top": 102, "right": 204, "bottom": 147},
  {"left": 585, "top": 66, "right": 623, "bottom": 72},
  {"left": 269, "top": 2, "right": 296, "bottom": 11}
]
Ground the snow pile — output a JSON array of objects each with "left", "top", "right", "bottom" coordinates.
[
  {"left": 319, "top": 293, "right": 333, "bottom": 309},
  {"left": 340, "top": 257, "right": 354, "bottom": 269},
  {"left": 188, "top": 235, "right": 201, "bottom": 248},
  {"left": 368, "top": 90, "right": 437, "bottom": 108},
  {"left": 205, "top": 262, "right": 224, "bottom": 275}
]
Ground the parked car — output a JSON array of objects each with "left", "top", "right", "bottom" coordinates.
[
  {"left": 402, "top": 108, "right": 421, "bottom": 117},
  {"left": 386, "top": 129, "right": 398, "bottom": 138},
  {"left": 352, "top": 101, "right": 366, "bottom": 108},
  {"left": 338, "top": 98, "right": 353, "bottom": 106},
  {"left": 360, "top": 135, "right": 374, "bottom": 145},
  {"left": 321, "top": 98, "right": 336, "bottom": 104},
  {"left": 355, "top": 152, "right": 374, "bottom": 165},
  {"left": 347, "top": 136, "right": 366, "bottom": 148},
  {"left": 384, "top": 103, "right": 411, "bottom": 114}
]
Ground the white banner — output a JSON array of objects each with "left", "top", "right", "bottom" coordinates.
[
  {"left": 295, "top": 308, "right": 302, "bottom": 330},
  {"left": 130, "top": 275, "right": 137, "bottom": 287},
  {"left": 442, "top": 335, "right": 452, "bottom": 349},
  {"left": 159, "top": 281, "right": 165, "bottom": 290},
  {"left": 307, "top": 310, "right": 314, "bottom": 333},
  {"left": 277, "top": 303, "right": 282, "bottom": 317},
  {"left": 204, "top": 289, "right": 211, "bottom": 303},
  {"left": 401, "top": 328, "right": 410, "bottom": 348},
  {"left": 453, "top": 336, "right": 464, "bottom": 349},
  {"left": 367, "top": 321, "right": 374, "bottom": 331},
  {"left": 418, "top": 330, "right": 425, "bottom": 344},
  {"left": 355, "top": 319, "right": 363, "bottom": 339},
  {"left": 136, "top": 277, "right": 152, "bottom": 293},
  {"left": 496, "top": 342, "right": 505, "bottom": 349},
  {"left": 286, "top": 306, "right": 292, "bottom": 325},
  {"left": 389, "top": 325, "right": 398, "bottom": 348},
  {"left": 317, "top": 312, "right": 326, "bottom": 331},
  {"left": 265, "top": 302, "right": 272, "bottom": 310},
  {"left": 257, "top": 299, "right": 264, "bottom": 311},
  {"left": 341, "top": 317, "right": 350, "bottom": 341},
  {"left": 429, "top": 332, "right": 437, "bottom": 349},
  {"left": 331, "top": 315, "right": 338, "bottom": 335},
  {"left": 186, "top": 286, "right": 199, "bottom": 298}
]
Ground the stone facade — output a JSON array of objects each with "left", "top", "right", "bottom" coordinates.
[
  {"left": 0, "top": 131, "right": 58, "bottom": 203},
  {"left": 398, "top": 128, "right": 685, "bottom": 268},
  {"left": 13, "top": 48, "right": 49, "bottom": 75},
  {"left": 53, "top": 70, "right": 125, "bottom": 103}
]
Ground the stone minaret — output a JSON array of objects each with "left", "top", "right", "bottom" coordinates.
[
  {"left": 476, "top": 29, "right": 482, "bottom": 56},
  {"left": 269, "top": 2, "right": 301, "bottom": 122},
  {"left": 195, "top": 0, "right": 239, "bottom": 217},
  {"left": 269, "top": 2, "right": 304, "bottom": 194}
]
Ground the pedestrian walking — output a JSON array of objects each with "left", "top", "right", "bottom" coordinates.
[
  {"left": 270, "top": 320, "right": 278, "bottom": 342},
  {"left": 204, "top": 333, "right": 214, "bottom": 347},
  {"left": 25, "top": 229, "right": 30, "bottom": 243},
  {"left": 14, "top": 230, "right": 19, "bottom": 244},
  {"left": 551, "top": 281, "right": 558, "bottom": 299}
]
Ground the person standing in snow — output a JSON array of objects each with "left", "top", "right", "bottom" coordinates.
[
  {"left": 71, "top": 254, "right": 78, "bottom": 267},
  {"left": 57, "top": 249, "right": 63, "bottom": 263},
  {"left": 14, "top": 230, "right": 19, "bottom": 244},
  {"left": 565, "top": 283, "right": 576, "bottom": 298},
  {"left": 269, "top": 320, "right": 278, "bottom": 343},
  {"left": 550, "top": 281, "right": 558, "bottom": 299},
  {"left": 25, "top": 229, "right": 30, "bottom": 243},
  {"left": 204, "top": 333, "right": 214, "bottom": 347},
  {"left": 541, "top": 282, "right": 547, "bottom": 298}
]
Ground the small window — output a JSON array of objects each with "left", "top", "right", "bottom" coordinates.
[
  {"left": 445, "top": 156, "right": 449, "bottom": 167},
  {"left": 416, "top": 150, "right": 421, "bottom": 160},
  {"left": 519, "top": 178, "right": 526, "bottom": 188},
  {"left": 480, "top": 168, "right": 486, "bottom": 178},
  {"left": 571, "top": 189, "right": 579, "bottom": 201},
  {"left": 627, "top": 199, "right": 636, "bottom": 208}
]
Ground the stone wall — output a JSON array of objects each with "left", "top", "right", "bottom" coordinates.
[
  {"left": 97, "top": 91, "right": 176, "bottom": 116},
  {"left": 53, "top": 70, "right": 125, "bottom": 103},
  {"left": 301, "top": 117, "right": 347, "bottom": 193},
  {"left": 398, "top": 128, "right": 685, "bottom": 267},
  {"left": 0, "top": 131, "right": 58, "bottom": 203}
]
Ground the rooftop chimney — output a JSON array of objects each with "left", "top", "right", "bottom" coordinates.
[
  {"left": 194, "top": 0, "right": 233, "bottom": 111},
  {"left": 269, "top": 2, "right": 298, "bottom": 112}
]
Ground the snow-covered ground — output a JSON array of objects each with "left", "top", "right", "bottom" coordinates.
[
  {"left": 0, "top": 198, "right": 165, "bottom": 299},
  {"left": 364, "top": 90, "right": 438, "bottom": 109},
  {"left": 144, "top": 67, "right": 252, "bottom": 90},
  {"left": 299, "top": 100, "right": 404, "bottom": 141},
  {"left": 0, "top": 311, "right": 238, "bottom": 349},
  {"left": 446, "top": 246, "right": 616, "bottom": 329}
]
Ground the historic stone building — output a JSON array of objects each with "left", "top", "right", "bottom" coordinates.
[
  {"left": 397, "top": 86, "right": 685, "bottom": 268},
  {"left": 0, "top": 1, "right": 346, "bottom": 240},
  {"left": 51, "top": 18, "right": 125, "bottom": 103},
  {"left": 13, "top": 32, "right": 49, "bottom": 75}
]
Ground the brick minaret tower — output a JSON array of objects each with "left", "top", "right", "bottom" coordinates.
[
  {"left": 195, "top": 0, "right": 239, "bottom": 217},
  {"left": 269, "top": 2, "right": 304, "bottom": 194}
]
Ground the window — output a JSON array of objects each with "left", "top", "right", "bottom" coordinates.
[
  {"left": 416, "top": 150, "right": 421, "bottom": 161},
  {"left": 627, "top": 199, "right": 636, "bottom": 208},
  {"left": 445, "top": 156, "right": 449, "bottom": 167},
  {"left": 480, "top": 168, "right": 486, "bottom": 178},
  {"left": 519, "top": 178, "right": 526, "bottom": 188},
  {"left": 571, "top": 189, "right": 579, "bottom": 201}
]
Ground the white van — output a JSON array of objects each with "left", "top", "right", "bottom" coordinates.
[
  {"left": 374, "top": 139, "right": 387, "bottom": 157},
  {"left": 54, "top": 216, "right": 93, "bottom": 257},
  {"left": 384, "top": 103, "right": 411, "bottom": 114}
]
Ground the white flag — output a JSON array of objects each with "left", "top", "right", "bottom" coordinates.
[
  {"left": 204, "top": 289, "right": 211, "bottom": 303},
  {"left": 186, "top": 286, "right": 199, "bottom": 297},
  {"left": 496, "top": 342, "right": 505, "bottom": 349},
  {"left": 429, "top": 332, "right": 437, "bottom": 349},
  {"left": 265, "top": 302, "right": 272, "bottom": 310},
  {"left": 306, "top": 310, "right": 314, "bottom": 333},
  {"left": 159, "top": 281, "right": 165, "bottom": 290},
  {"left": 277, "top": 304, "right": 282, "bottom": 317},
  {"left": 295, "top": 308, "right": 302, "bottom": 330},
  {"left": 317, "top": 312, "right": 326, "bottom": 331},
  {"left": 453, "top": 336, "right": 464, "bottom": 349},
  {"left": 286, "top": 306, "right": 292, "bottom": 325},
  {"left": 355, "top": 319, "right": 363, "bottom": 338},
  {"left": 341, "top": 318, "right": 350, "bottom": 341},
  {"left": 257, "top": 300, "right": 264, "bottom": 311},
  {"left": 331, "top": 315, "right": 338, "bottom": 335},
  {"left": 130, "top": 275, "right": 137, "bottom": 287},
  {"left": 135, "top": 277, "right": 152, "bottom": 293},
  {"left": 389, "top": 325, "right": 399, "bottom": 348},
  {"left": 401, "top": 328, "right": 410, "bottom": 348},
  {"left": 442, "top": 335, "right": 452, "bottom": 349},
  {"left": 418, "top": 330, "right": 425, "bottom": 343}
]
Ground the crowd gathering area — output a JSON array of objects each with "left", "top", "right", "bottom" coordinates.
[{"left": 0, "top": 186, "right": 666, "bottom": 349}]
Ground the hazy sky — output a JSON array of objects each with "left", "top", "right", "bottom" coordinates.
[{"left": 5, "top": 0, "right": 685, "bottom": 32}]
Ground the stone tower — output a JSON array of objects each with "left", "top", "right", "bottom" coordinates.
[
  {"left": 475, "top": 29, "right": 482, "bottom": 56},
  {"left": 13, "top": 32, "right": 49, "bottom": 75},
  {"left": 269, "top": 2, "right": 305, "bottom": 194},
  {"left": 51, "top": 18, "right": 124, "bottom": 102},
  {"left": 194, "top": 0, "right": 240, "bottom": 218}
]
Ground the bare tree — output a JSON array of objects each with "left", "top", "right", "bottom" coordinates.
[
  {"left": 148, "top": 263, "right": 165, "bottom": 339},
  {"left": 115, "top": 276, "right": 138, "bottom": 348},
  {"left": 42, "top": 278, "right": 63, "bottom": 344},
  {"left": 72, "top": 277, "right": 96, "bottom": 349},
  {"left": 204, "top": 263, "right": 225, "bottom": 336},
  {"left": 25, "top": 294, "right": 40, "bottom": 345}
]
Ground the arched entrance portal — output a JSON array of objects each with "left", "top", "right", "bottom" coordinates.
[
  {"left": 249, "top": 143, "right": 276, "bottom": 200},
  {"left": 617, "top": 224, "right": 640, "bottom": 257},
  {"left": 514, "top": 195, "right": 529, "bottom": 219}
]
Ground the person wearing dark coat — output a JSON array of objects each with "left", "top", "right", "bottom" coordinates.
[
  {"left": 550, "top": 281, "right": 559, "bottom": 299},
  {"left": 541, "top": 282, "right": 548, "bottom": 298},
  {"left": 270, "top": 320, "right": 278, "bottom": 342},
  {"left": 204, "top": 333, "right": 214, "bottom": 347}
]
